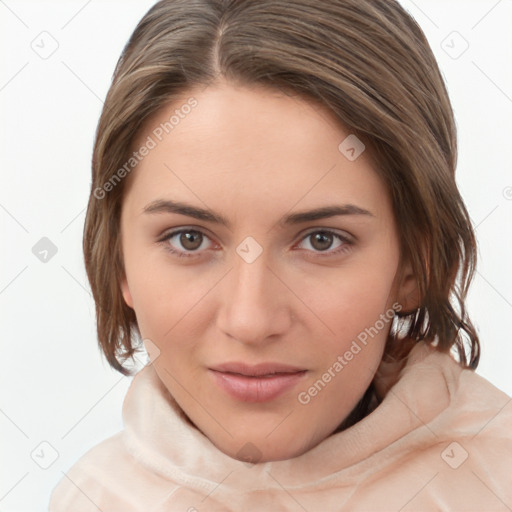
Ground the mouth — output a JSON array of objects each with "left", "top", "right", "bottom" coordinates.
[{"left": 208, "top": 362, "right": 307, "bottom": 402}]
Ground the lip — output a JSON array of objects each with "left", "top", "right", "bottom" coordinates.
[
  {"left": 209, "top": 362, "right": 307, "bottom": 403},
  {"left": 210, "top": 361, "right": 306, "bottom": 376}
]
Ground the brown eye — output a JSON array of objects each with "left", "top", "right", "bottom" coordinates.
[
  {"left": 310, "top": 232, "right": 334, "bottom": 251},
  {"left": 296, "top": 229, "right": 353, "bottom": 256},
  {"left": 159, "top": 228, "right": 212, "bottom": 257},
  {"left": 180, "top": 230, "right": 203, "bottom": 250}
]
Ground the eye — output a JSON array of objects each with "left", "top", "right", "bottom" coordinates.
[
  {"left": 296, "top": 229, "right": 353, "bottom": 256},
  {"left": 158, "top": 228, "right": 213, "bottom": 257},
  {"left": 158, "top": 227, "right": 353, "bottom": 259}
]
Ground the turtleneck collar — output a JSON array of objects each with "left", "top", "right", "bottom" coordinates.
[{"left": 122, "top": 341, "right": 461, "bottom": 493}]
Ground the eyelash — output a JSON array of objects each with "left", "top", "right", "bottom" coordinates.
[{"left": 157, "top": 228, "right": 353, "bottom": 259}]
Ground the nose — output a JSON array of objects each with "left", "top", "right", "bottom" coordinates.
[{"left": 216, "top": 250, "right": 293, "bottom": 346}]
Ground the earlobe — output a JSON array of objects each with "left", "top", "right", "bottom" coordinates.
[{"left": 120, "top": 277, "right": 134, "bottom": 309}]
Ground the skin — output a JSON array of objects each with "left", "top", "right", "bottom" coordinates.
[{"left": 119, "top": 79, "right": 417, "bottom": 462}]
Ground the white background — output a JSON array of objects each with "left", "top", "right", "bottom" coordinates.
[{"left": 1, "top": 1, "right": 511, "bottom": 510}]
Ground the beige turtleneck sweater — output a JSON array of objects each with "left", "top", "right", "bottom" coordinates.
[{"left": 49, "top": 341, "right": 512, "bottom": 511}]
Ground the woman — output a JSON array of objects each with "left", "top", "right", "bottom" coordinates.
[{"left": 50, "top": 0, "right": 512, "bottom": 510}]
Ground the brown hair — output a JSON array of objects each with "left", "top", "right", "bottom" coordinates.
[{"left": 83, "top": 0, "right": 480, "bottom": 377}]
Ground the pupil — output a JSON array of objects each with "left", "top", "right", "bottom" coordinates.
[
  {"left": 312, "top": 232, "right": 332, "bottom": 251},
  {"left": 181, "top": 231, "right": 202, "bottom": 250}
]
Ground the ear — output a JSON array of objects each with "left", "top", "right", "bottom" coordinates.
[
  {"left": 395, "top": 259, "right": 420, "bottom": 313},
  {"left": 120, "top": 275, "right": 134, "bottom": 309}
]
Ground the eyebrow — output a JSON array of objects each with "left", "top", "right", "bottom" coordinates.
[{"left": 142, "top": 199, "right": 374, "bottom": 229}]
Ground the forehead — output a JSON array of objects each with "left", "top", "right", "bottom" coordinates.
[{"left": 123, "top": 82, "right": 390, "bottom": 221}]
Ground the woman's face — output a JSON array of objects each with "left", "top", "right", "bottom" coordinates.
[{"left": 119, "top": 80, "right": 415, "bottom": 462}]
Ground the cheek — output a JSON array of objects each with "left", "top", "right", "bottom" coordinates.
[
  {"left": 125, "top": 253, "right": 217, "bottom": 347},
  {"left": 296, "top": 266, "right": 395, "bottom": 413},
  {"left": 302, "top": 257, "right": 398, "bottom": 342}
]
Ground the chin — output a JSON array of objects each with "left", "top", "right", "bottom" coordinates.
[{"left": 214, "top": 429, "right": 321, "bottom": 464}]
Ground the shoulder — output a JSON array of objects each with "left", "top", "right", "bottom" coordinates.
[
  {"left": 448, "top": 366, "right": 512, "bottom": 438},
  {"left": 421, "top": 357, "right": 512, "bottom": 480},
  {"left": 48, "top": 432, "right": 176, "bottom": 512},
  {"left": 409, "top": 368, "right": 512, "bottom": 509},
  {"left": 370, "top": 349, "right": 512, "bottom": 508},
  {"left": 447, "top": 367, "right": 512, "bottom": 476}
]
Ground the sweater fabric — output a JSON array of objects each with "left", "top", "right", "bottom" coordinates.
[{"left": 49, "top": 341, "right": 512, "bottom": 511}]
